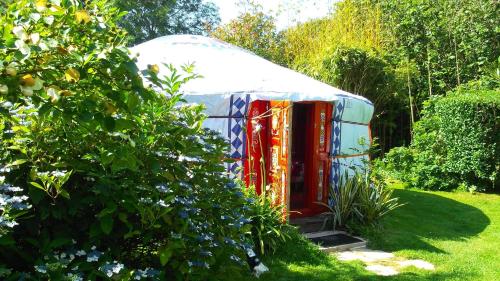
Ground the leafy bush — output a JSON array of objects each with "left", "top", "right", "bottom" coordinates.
[
  {"left": 319, "top": 171, "right": 402, "bottom": 231},
  {"left": 384, "top": 86, "right": 499, "bottom": 191},
  {"left": 243, "top": 186, "right": 294, "bottom": 256},
  {"left": 0, "top": 0, "right": 252, "bottom": 279}
]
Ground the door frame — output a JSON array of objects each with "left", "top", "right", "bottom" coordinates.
[{"left": 289, "top": 101, "right": 333, "bottom": 218}]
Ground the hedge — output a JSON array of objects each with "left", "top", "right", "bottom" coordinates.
[{"left": 384, "top": 87, "right": 499, "bottom": 191}]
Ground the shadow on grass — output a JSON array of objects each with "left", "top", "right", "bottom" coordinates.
[
  {"left": 247, "top": 232, "right": 369, "bottom": 281},
  {"left": 365, "top": 189, "right": 490, "bottom": 253},
  {"left": 240, "top": 189, "right": 490, "bottom": 281},
  {"left": 245, "top": 230, "right": 478, "bottom": 281}
]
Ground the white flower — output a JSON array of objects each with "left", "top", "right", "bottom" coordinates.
[
  {"left": 44, "top": 16, "right": 54, "bottom": 25},
  {"left": 34, "top": 265, "right": 47, "bottom": 273},
  {"left": 67, "top": 45, "right": 77, "bottom": 53},
  {"left": 86, "top": 255, "right": 99, "bottom": 262},
  {"left": 75, "top": 250, "right": 86, "bottom": 256},
  {"left": 0, "top": 84, "right": 8, "bottom": 95},
  {"left": 46, "top": 38, "right": 58, "bottom": 48},
  {"left": 30, "top": 33, "right": 40, "bottom": 44},
  {"left": 51, "top": 170, "right": 66, "bottom": 177},
  {"left": 20, "top": 77, "right": 43, "bottom": 97},
  {"left": 20, "top": 87, "right": 33, "bottom": 97},
  {"left": 30, "top": 13, "right": 41, "bottom": 22},
  {"left": 12, "top": 26, "right": 28, "bottom": 40},
  {"left": 5, "top": 63, "right": 17, "bottom": 76},
  {"left": 15, "top": 40, "right": 30, "bottom": 56},
  {"left": 112, "top": 262, "right": 124, "bottom": 274},
  {"left": 39, "top": 41, "right": 49, "bottom": 51}
]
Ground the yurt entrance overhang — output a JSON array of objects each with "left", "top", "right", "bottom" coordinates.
[{"left": 242, "top": 100, "right": 333, "bottom": 218}]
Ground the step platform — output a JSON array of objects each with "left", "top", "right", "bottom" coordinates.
[{"left": 290, "top": 216, "right": 367, "bottom": 252}]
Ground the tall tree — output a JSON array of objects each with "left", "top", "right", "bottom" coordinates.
[
  {"left": 211, "top": 1, "right": 285, "bottom": 65},
  {"left": 115, "top": 0, "right": 221, "bottom": 45}
]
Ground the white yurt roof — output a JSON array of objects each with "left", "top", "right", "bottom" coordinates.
[{"left": 130, "top": 35, "right": 373, "bottom": 118}]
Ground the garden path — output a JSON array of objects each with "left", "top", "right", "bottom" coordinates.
[{"left": 336, "top": 247, "right": 435, "bottom": 276}]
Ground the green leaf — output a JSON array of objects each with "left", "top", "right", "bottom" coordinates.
[
  {"left": 0, "top": 235, "right": 16, "bottom": 246},
  {"left": 7, "top": 159, "right": 28, "bottom": 167},
  {"left": 30, "top": 182, "right": 46, "bottom": 191},
  {"left": 99, "top": 215, "right": 114, "bottom": 235},
  {"left": 127, "top": 93, "right": 140, "bottom": 111},
  {"left": 89, "top": 222, "right": 101, "bottom": 238},
  {"left": 115, "top": 119, "right": 135, "bottom": 131},
  {"left": 104, "top": 116, "right": 115, "bottom": 131},
  {"left": 49, "top": 237, "right": 72, "bottom": 249},
  {"left": 159, "top": 246, "right": 174, "bottom": 266},
  {"left": 97, "top": 203, "right": 117, "bottom": 218},
  {"left": 59, "top": 189, "right": 70, "bottom": 199}
]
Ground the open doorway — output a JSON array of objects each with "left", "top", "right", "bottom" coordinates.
[{"left": 290, "top": 103, "right": 313, "bottom": 212}]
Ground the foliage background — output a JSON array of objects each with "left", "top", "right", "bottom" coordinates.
[
  {"left": 114, "top": 0, "right": 221, "bottom": 45},
  {"left": 212, "top": 0, "right": 499, "bottom": 156}
]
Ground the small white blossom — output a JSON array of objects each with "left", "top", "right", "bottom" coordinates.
[
  {"left": 0, "top": 84, "right": 8, "bottom": 95},
  {"left": 75, "top": 250, "right": 86, "bottom": 256},
  {"left": 5, "top": 64, "right": 17, "bottom": 76},
  {"left": 34, "top": 265, "right": 47, "bottom": 273},
  {"left": 30, "top": 13, "right": 41, "bottom": 22},
  {"left": 12, "top": 26, "right": 28, "bottom": 40},
  {"left": 30, "top": 33, "right": 40, "bottom": 44},
  {"left": 15, "top": 40, "right": 30, "bottom": 56},
  {"left": 44, "top": 15, "right": 54, "bottom": 25},
  {"left": 86, "top": 255, "right": 99, "bottom": 262}
]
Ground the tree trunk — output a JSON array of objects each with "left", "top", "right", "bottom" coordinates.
[
  {"left": 426, "top": 43, "right": 433, "bottom": 96},
  {"left": 407, "top": 57, "right": 415, "bottom": 138}
]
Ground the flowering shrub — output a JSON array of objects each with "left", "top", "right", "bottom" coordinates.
[
  {"left": 0, "top": 0, "right": 252, "bottom": 279},
  {"left": 0, "top": 169, "right": 31, "bottom": 236}
]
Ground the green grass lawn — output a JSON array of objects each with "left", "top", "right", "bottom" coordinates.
[{"left": 244, "top": 186, "right": 500, "bottom": 281}]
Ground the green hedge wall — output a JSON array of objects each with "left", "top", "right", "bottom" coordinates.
[
  {"left": 385, "top": 88, "right": 499, "bottom": 191},
  {"left": 435, "top": 91, "right": 499, "bottom": 186}
]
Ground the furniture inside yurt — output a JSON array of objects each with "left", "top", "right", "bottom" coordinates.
[{"left": 131, "top": 35, "right": 374, "bottom": 218}]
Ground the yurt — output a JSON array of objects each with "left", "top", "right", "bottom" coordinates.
[{"left": 131, "top": 35, "right": 374, "bottom": 218}]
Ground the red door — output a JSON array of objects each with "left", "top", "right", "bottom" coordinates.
[
  {"left": 290, "top": 102, "right": 332, "bottom": 217},
  {"left": 268, "top": 101, "right": 290, "bottom": 210},
  {"left": 245, "top": 101, "right": 332, "bottom": 218},
  {"left": 244, "top": 100, "right": 290, "bottom": 216},
  {"left": 244, "top": 100, "right": 270, "bottom": 195},
  {"left": 309, "top": 102, "right": 333, "bottom": 215}
]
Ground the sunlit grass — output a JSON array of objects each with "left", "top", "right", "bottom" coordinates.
[{"left": 244, "top": 185, "right": 500, "bottom": 280}]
